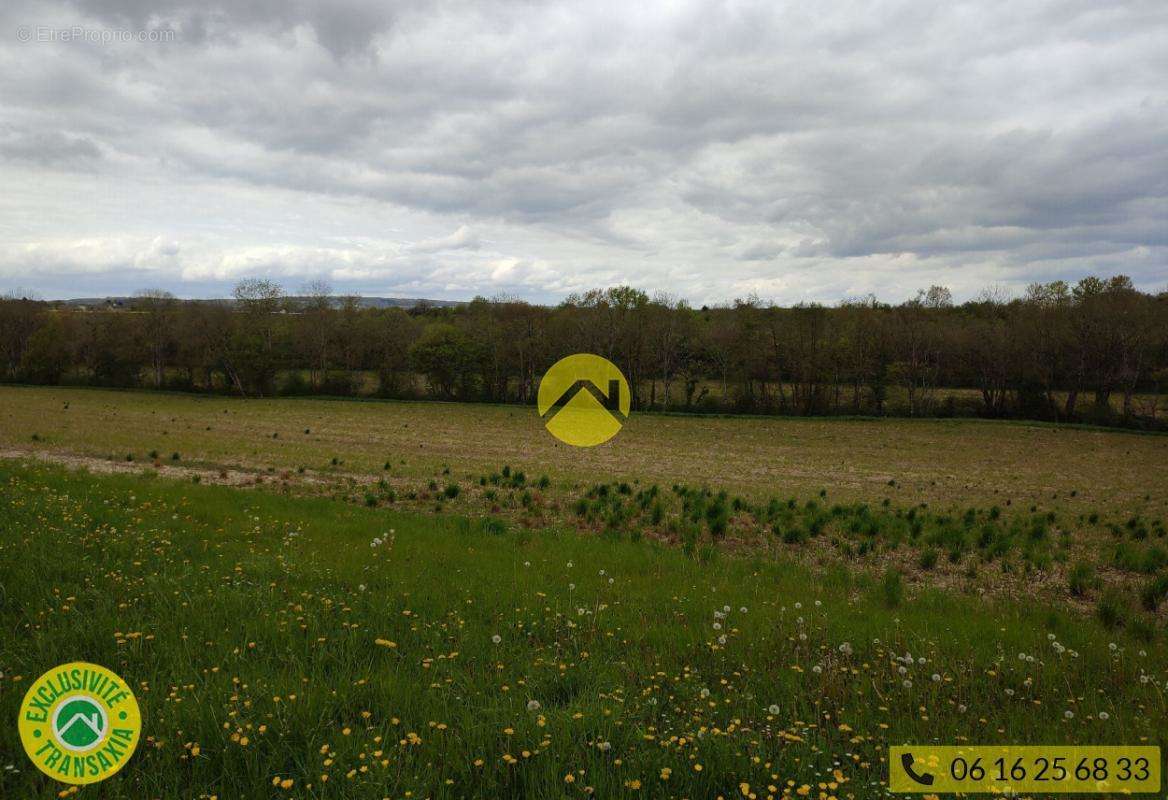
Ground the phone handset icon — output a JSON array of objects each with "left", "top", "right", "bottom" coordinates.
[{"left": 901, "top": 753, "right": 936, "bottom": 786}]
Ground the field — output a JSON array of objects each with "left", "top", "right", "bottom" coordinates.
[{"left": 2, "top": 386, "right": 1168, "bottom": 799}]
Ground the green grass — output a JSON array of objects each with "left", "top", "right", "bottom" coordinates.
[
  {"left": 1, "top": 461, "right": 1164, "bottom": 799},
  {"left": 2, "top": 385, "right": 1166, "bottom": 517}
]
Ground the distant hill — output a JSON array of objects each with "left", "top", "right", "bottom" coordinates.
[{"left": 58, "top": 296, "right": 466, "bottom": 310}]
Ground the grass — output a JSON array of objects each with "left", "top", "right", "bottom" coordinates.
[
  {"left": 0, "top": 461, "right": 1164, "bottom": 800},
  {"left": 1, "top": 385, "right": 1166, "bottom": 517}
]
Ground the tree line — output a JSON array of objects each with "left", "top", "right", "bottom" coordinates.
[{"left": 1, "top": 276, "right": 1165, "bottom": 428}]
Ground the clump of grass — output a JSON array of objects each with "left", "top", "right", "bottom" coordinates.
[
  {"left": 480, "top": 517, "right": 506, "bottom": 535},
  {"left": 881, "top": 568, "right": 904, "bottom": 608},
  {"left": 918, "top": 548, "right": 939, "bottom": 571},
  {"left": 1068, "top": 562, "right": 1097, "bottom": 598},
  {"left": 444, "top": 483, "right": 460, "bottom": 499},
  {"left": 1096, "top": 588, "right": 1129, "bottom": 630},
  {"left": 1141, "top": 574, "right": 1168, "bottom": 611}
]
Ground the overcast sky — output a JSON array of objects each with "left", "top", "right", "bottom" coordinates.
[{"left": 0, "top": 0, "right": 1164, "bottom": 305}]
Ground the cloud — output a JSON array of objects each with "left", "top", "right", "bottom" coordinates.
[
  {"left": 406, "top": 225, "right": 481, "bottom": 254},
  {"left": 0, "top": 0, "right": 1164, "bottom": 304}
]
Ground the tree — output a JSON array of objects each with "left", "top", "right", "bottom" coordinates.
[
  {"left": 231, "top": 279, "right": 285, "bottom": 396},
  {"left": 408, "top": 323, "right": 480, "bottom": 399},
  {"left": 135, "top": 289, "right": 177, "bottom": 388}
]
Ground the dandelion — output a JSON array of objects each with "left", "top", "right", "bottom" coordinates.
[
  {"left": 491, "top": 634, "right": 502, "bottom": 644},
  {"left": 739, "top": 606, "right": 747, "bottom": 613},
  {"left": 812, "top": 665, "right": 822, "bottom": 674},
  {"left": 713, "top": 622, "right": 722, "bottom": 630},
  {"left": 1064, "top": 710, "right": 1074, "bottom": 720},
  {"left": 717, "top": 635, "right": 727, "bottom": 645},
  {"left": 902, "top": 679, "right": 912, "bottom": 689},
  {"left": 597, "top": 741, "right": 612, "bottom": 752},
  {"left": 660, "top": 767, "right": 672, "bottom": 780},
  {"left": 700, "top": 688, "right": 710, "bottom": 698},
  {"left": 527, "top": 700, "right": 541, "bottom": 711},
  {"left": 1098, "top": 711, "right": 1110, "bottom": 721},
  {"left": 957, "top": 704, "right": 967, "bottom": 713},
  {"left": 838, "top": 642, "right": 852, "bottom": 656},
  {"left": 564, "top": 774, "right": 575, "bottom": 784},
  {"left": 768, "top": 704, "right": 780, "bottom": 715},
  {"left": 723, "top": 604, "right": 730, "bottom": 612},
  {"left": 568, "top": 583, "right": 575, "bottom": 590},
  {"left": 814, "top": 600, "right": 822, "bottom": 607}
]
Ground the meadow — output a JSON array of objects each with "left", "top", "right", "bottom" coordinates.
[
  {"left": 1, "top": 461, "right": 1164, "bottom": 800},
  {"left": 1, "top": 386, "right": 1167, "bottom": 798}
]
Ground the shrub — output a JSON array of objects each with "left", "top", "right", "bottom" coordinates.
[
  {"left": 918, "top": 548, "right": 939, "bottom": 571},
  {"left": 444, "top": 483, "right": 460, "bottom": 499}
]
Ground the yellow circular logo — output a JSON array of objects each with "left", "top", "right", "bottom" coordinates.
[
  {"left": 537, "top": 353, "right": 630, "bottom": 447},
  {"left": 18, "top": 662, "right": 141, "bottom": 785}
]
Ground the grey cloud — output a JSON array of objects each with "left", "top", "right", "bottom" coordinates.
[
  {"left": 0, "top": 129, "right": 102, "bottom": 167},
  {"left": 0, "top": 0, "right": 1164, "bottom": 303}
]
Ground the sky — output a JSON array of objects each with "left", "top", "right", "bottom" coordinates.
[{"left": 0, "top": 0, "right": 1165, "bottom": 305}]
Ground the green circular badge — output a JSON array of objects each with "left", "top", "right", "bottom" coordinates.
[{"left": 18, "top": 662, "right": 141, "bottom": 785}]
